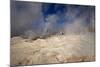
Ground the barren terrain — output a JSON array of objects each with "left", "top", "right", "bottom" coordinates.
[{"left": 11, "top": 33, "right": 95, "bottom": 66}]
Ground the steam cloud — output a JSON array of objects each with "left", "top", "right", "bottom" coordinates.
[{"left": 11, "top": 1, "right": 95, "bottom": 39}]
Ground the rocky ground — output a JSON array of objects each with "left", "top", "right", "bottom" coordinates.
[{"left": 11, "top": 33, "right": 95, "bottom": 66}]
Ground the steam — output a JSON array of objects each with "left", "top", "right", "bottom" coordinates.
[
  {"left": 43, "top": 15, "right": 59, "bottom": 35},
  {"left": 11, "top": 1, "right": 95, "bottom": 39},
  {"left": 11, "top": 1, "right": 43, "bottom": 36},
  {"left": 23, "top": 14, "right": 59, "bottom": 39},
  {"left": 64, "top": 18, "right": 88, "bottom": 35}
]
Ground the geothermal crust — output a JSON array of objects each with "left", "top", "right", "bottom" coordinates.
[{"left": 11, "top": 33, "right": 95, "bottom": 66}]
